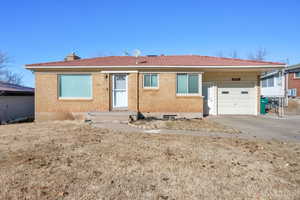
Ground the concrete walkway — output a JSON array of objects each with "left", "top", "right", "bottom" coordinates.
[
  {"left": 92, "top": 121, "right": 244, "bottom": 139},
  {"left": 91, "top": 114, "right": 300, "bottom": 142}
]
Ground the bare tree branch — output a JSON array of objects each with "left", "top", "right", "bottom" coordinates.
[
  {"left": 0, "top": 51, "right": 23, "bottom": 85},
  {"left": 215, "top": 51, "right": 224, "bottom": 58},
  {"left": 248, "top": 47, "right": 267, "bottom": 61},
  {"left": 228, "top": 50, "right": 239, "bottom": 59},
  {"left": 0, "top": 51, "right": 9, "bottom": 70}
]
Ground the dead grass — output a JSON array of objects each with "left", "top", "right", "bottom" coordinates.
[
  {"left": 0, "top": 121, "right": 299, "bottom": 200},
  {"left": 130, "top": 118, "right": 241, "bottom": 134},
  {"left": 287, "top": 99, "right": 300, "bottom": 114}
]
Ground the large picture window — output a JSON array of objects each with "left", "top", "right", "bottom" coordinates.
[
  {"left": 295, "top": 72, "right": 300, "bottom": 78},
  {"left": 143, "top": 73, "right": 158, "bottom": 88},
  {"left": 176, "top": 74, "right": 200, "bottom": 95},
  {"left": 58, "top": 74, "right": 92, "bottom": 99}
]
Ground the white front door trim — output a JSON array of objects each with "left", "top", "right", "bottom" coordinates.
[
  {"left": 203, "top": 82, "right": 217, "bottom": 115},
  {"left": 112, "top": 74, "right": 128, "bottom": 109}
]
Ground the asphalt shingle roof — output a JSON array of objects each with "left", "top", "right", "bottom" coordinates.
[
  {"left": 0, "top": 81, "right": 34, "bottom": 93},
  {"left": 26, "top": 55, "right": 284, "bottom": 67}
]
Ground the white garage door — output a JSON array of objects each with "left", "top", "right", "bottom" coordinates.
[{"left": 218, "top": 82, "right": 257, "bottom": 115}]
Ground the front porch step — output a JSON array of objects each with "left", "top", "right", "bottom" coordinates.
[{"left": 87, "top": 111, "right": 138, "bottom": 124}]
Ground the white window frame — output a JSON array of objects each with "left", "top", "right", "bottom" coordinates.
[
  {"left": 176, "top": 73, "right": 202, "bottom": 96},
  {"left": 295, "top": 72, "right": 300, "bottom": 79},
  {"left": 58, "top": 74, "right": 93, "bottom": 100},
  {"left": 143, "top": 73, "right": 159, "bottom": 89}
]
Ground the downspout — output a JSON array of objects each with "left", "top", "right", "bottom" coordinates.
[{"left": 137, "top": 72, "right": 140, "bottom": 117}]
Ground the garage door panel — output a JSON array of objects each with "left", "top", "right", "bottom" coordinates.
[{"left": 218, "top": 82, "right": 256, "bottom": 115}]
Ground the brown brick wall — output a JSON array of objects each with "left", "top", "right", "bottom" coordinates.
[
  {"left": 138, "top": 73, "right": 203, "bottom": 113},
  {"left": 35, "top": 72, "right": 110, "bottom": 121},
  {"left": 35, "top": 71, "right": 262, "bottom": 120},
  {"left": 288, "top": 73, "right": 300, "bottom": 96},
  {"left": 128, "top": 73, "right": 139, "bottom": 111},
  {"left": 35, "top": 72, "right": 203, "bottom": 120}
]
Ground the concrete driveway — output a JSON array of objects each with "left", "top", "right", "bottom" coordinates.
[{"left": 210, "top": 115, "right": 300, "bottom": 142}]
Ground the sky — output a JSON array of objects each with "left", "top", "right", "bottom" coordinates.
[{"left": 0, "top": 0, "right": 299, "bottom": 87}]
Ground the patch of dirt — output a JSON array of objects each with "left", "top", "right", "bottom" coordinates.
[
  {"left": 0, "top": 121, "right": 299, "bottom": 199},
  {"left": 286, "top": 99, "right": 300, "bottom": 114},
  {"left": 130, "top": 118, "right": 241, "bottom": 134}
]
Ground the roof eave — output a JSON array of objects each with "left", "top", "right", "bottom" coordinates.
[{"left": 25, "top": 64, "right": 285, "bottom": 70}]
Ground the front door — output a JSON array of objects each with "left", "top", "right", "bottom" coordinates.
[
  {"left": 112, "top": 74, "right": 128, "bottom": 109},
  {"left": 202, "top": 82, "right": 216, "bottom": 116}
]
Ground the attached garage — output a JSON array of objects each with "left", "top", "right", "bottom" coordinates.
[{"left": 217, "top": 82, "right": 257, "bottom": 115}]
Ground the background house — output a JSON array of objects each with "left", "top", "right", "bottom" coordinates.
[
  {"left": 286, "top": 63, "right": 300, "bottom": 97},
  {"left": 261, "top": 70, "right": 285, "bottom": 98},
  {"left": 0, "top": 81, "right": 34, "bottom": 124}
]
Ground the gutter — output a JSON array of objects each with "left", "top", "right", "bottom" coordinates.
[{"left": 25, "top": 65, "right": 285, "bottom": 70}]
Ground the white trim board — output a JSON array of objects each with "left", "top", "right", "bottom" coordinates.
[{"left": 101, "top": 70, "right": 138, "bottom": 73}]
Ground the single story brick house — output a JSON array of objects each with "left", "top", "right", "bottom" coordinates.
[{"left": 26, "top": 53, "right": 285, "bottom": 121}]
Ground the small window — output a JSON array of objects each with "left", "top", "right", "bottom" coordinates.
[
  {"left": 222, "top": 91, "right": 229, "bottom": 94},
  {"left": 268, "top": 77, "right": 274, "bottom": 87},
  {"left": 177, "top": 74, "right": 200, "bottom": 94},
  {"left": 262, "top": 79, "right": 267, "bottom": 88},
  {"left": 295, "top": 72, "right": 300, "bottom": 78},
  {"left": 241, "top": 91, "right": 248, "bottom": 94},
  {"left": 276, "top": 74, "right": 282, "bottom": 86},
  {"left": 143, "top": 74, "right": 158, "bottom": 88},
  {"left": 58, "top": 74, "right": 92, "bottom": 99}
]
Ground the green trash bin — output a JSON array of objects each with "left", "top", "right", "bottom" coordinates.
[{"left": 260, "top": 97, "right": 268, "bottom": 114}]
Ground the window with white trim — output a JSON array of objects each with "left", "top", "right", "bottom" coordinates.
[
  {"left": 262, "top": 79, "right": 267, "bottom": 88},
  {"left": 176, "top": 73, "right": 201, "bottom": 95},
  {"left": 295, "top": 72, "right": 300, "bottom": 78},
  {"left": 143, "top": 73, "right": 158, "bottom": 88},
  {"left": 267, "top": 76, "right": 274, "bottom": 87},
  {"left": 58, "top": 74, "right": 92, "bottom": 99}
]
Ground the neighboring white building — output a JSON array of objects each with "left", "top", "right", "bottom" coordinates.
[
  {"left": 0, "top": 81, "right": 34, "bottom": 124},
  {"left": 261, "top": 70, "right": 285, "bottom": 97}
]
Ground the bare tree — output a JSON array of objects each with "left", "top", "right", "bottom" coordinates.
[
  {"left": 0, "top": 51, "right": 23, "bottom": 85},
  {"left": 215, "top": 51, "right": 224, "bottom": 58},
  {"left": 248, "top": 47, "right": 267, "bottom": 61},
  {"left": 215, "top": 50, "right": 239, "bottom": 59},
  {"left": 228, "top": 50, "right": 239, "bottom": 59}
]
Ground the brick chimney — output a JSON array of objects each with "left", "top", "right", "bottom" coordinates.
[{"left": 64, "top": 52, "right": 81, "bottom": 61}]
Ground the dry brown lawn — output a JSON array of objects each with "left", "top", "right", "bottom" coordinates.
[{"left": 0, "top": 121, "right": 299, "bottom": 200}]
